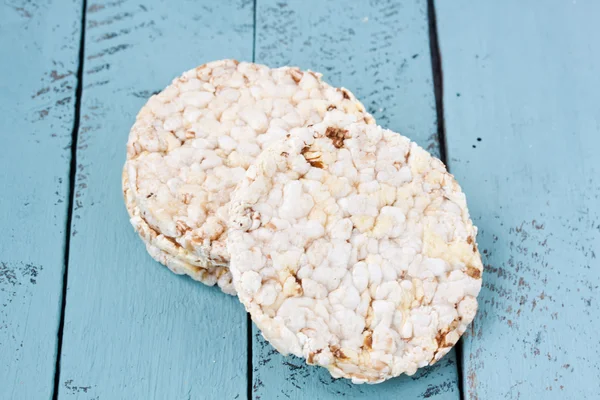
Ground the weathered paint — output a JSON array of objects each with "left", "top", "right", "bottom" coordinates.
[
  {"left": 0, "top": 0, "right": 81, "bottom": 398},
  {"left": 436, "top": 1, "right": 600, "bottom": 398},
  {"left": 9, "top": 1, "right": 598, "bottom": 398},
  {"left": 55, "top": 0, "right": 252, "bottom": 398},
  {"left": 251, "top": 1, "right": 459, "bottom": 398}
]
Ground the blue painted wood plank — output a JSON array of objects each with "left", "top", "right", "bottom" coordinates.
[
  {"left": 251, "top": 1, "right": 460, "bottom": 398},
  {"left": 435, "top": 1, "right": 600, "bottom": 398},
  {"left": 0, "top": 1, "right": 81, "bottom": 398},
  {"left": 55, "top": 1, "right": 253, "bottom": 398}
]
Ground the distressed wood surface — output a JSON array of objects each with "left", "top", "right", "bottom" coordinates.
[
  {"left": 55, "top": 0, "right": 252, "bottom": 398},
  {"left": 0, "top": 1, "right": 81, "bottom": 398},
  {"left": 436, "top": 1, "right": 600, "bottom": 399},
  {"left": 8, "top": 0, "right": 599, "bottom": 398},
  {"left": 251, "top": 1, "right": 460, "bottom": 398}
]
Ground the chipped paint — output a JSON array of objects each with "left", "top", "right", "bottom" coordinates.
[{"left": 64, "top": 379, "right": 92, "bottom": 394}]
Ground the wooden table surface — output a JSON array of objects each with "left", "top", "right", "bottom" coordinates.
[{"left": 1, "top": 0, "right": 598, "bottom": 398}]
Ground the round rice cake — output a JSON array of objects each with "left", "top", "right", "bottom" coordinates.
[
  {"left": 227, "top": 119, "right": 483, "bottom": 383},
  {"left": 123, "top": 59, "right": 373, "bottom": 293},
  {"left": 123, "top": 169, "right": 234, "bottom": 293}
]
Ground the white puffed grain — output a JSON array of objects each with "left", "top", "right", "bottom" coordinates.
[
  {"left": 227, "top": 119, "right": 483, "bottom": 382},
  {"left": 123, "top": 60, "right": 373, "bottom": 293}
]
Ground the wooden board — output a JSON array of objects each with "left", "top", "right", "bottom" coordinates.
[
  {"left": 0, "top": 1, "right": 81, "bottom": 398},
  {"left": 13, "top": 1, "right": 600, "bottom": 398},
  {"left": 435, "top": 1, "right": 600, "bottom": 398},
  {"left": 55, "top": 1, "right": 253, "bottom": 398},
  {"left": 251, "top": 1, "right": 460, "bottom": 398}
]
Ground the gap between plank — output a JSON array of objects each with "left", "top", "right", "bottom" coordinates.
[
  {"left": 427, "top": 0, "right": 465, "bottom": 398},
  {"left": 247, "top": 318, "right": 253, "bottom": 400},
  {"left": 248, "top": 2, "right": 258, "bottom": 399},
  {"left": 52, "top": 0, "right": 87, "bottom": 398},
  {"left": 252, "top": 0, "right": 257, "bottom": 63},
  {"left": 427, "top": 0, "right": 448, "bottom": 167}
]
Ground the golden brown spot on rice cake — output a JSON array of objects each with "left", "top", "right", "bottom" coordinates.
[
  {"left": 290, "top": 69, "right": 303, "bottom": 83},
  {"left": 307, "top": 348, "right": 322, "bottom": 364},
  {"left": 466, "top": 265, "right": 481, "bottom": 279},
  {"left": 301, "top": 146, "right": 325, "bottom": 168},
  {"left": 325, "top": 126, "right": 348, "bottom": 149},
  {"left": 363, "top": 330, "right": 373, "bottom": 350},
  {"left": 330, "top": 345, "right": 347, "bottom": 360}
]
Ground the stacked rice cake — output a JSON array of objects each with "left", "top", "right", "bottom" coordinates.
[{"left": 122, "top": 59, "right": 482, "bottom": 383}]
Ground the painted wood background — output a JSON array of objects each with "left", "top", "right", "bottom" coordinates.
[
  {"left": 0, "top": 1, "right": 81, "bottom": 398},
  {"left": 436, "top": 1, "right": 600, "bottom": 398},
  {"left": 0, "top": 0, "right": 598, "bottom": 399}
]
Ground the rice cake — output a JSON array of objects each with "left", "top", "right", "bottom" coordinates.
[
  {"left": 227, "top": 117, "right": 483, "bottom": 382},
  {"left": 123, "top": 60, "right": 373, "bottom": 294}
]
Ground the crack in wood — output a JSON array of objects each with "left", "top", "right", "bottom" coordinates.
[{"left": 51, "top": 1, "right": 88, "bottom": 399}]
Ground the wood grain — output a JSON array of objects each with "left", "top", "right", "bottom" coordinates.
[
  {"left": 0, "top": 1, "right": 81, "bottom": 398},
  {"left": 55, "top": 0, "right": 253, "bottom": 398},
  {"left": 251, "top": 1, "right": 460, "bottom": 398},
  {"left": 435, "top": 1, "right": 600, "bottom": 398}
]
